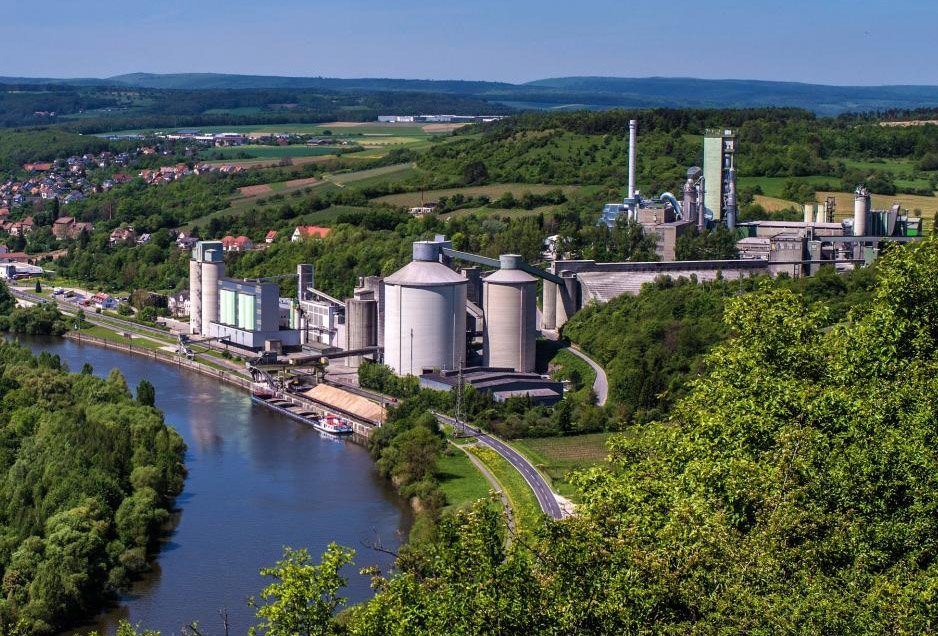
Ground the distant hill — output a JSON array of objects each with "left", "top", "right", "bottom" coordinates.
[
  {"left": 107, "top": 73, "right": 514, "bottom": 94},
  {"left": 524, "top": 77, "right": 938, "bottom": 114},
  {"left": 2, "top": 73, "right": 938, "bottom": 115}
]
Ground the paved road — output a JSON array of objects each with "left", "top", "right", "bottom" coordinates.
[
  {"left": 433, "top": 411, "right": 564, "bottom": 520},
  {"left": 567, "top": 345, "right": 609, "bottom": 406},
  {"left": 10, "top": 288, "right": 248, "bottom": 374}
]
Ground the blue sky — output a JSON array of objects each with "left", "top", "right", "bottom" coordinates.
[{"left": 1, "top": 0, "right": 936, "bottom": 85}]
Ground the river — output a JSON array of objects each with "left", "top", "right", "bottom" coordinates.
[{"left": 18, "top": 337, "right": 411, "bottom": 636}]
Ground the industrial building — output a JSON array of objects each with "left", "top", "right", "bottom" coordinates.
[
  {"left": 189, "top": 240, "right": 302, "bottom": 351},
  {"left": 703, "top": 128, "right": 737, "bottom": 226},
  {"left": 598, "top": 120, "right": 721, "bottom": 253},
  {"left": 419, "top": 367, "right": 563, "bottom": 406}
]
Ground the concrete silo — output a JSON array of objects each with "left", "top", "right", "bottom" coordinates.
[
  {"left": 483, "top": 255, "right": 537, "bottom": 372},
  {"left": 189, "top": 259, "right": 202, "bottom": 334},
  {"left": 384, "top": 242, "right": 466, "bottom": 376},
  {"left": 199, "top": 246, "right": 225, "bottom": 330},
  {"left": 345, "top": 291, "right": 378, "bottom": 368}
]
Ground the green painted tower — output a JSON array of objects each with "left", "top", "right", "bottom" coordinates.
[{"left": 703, "top": 129, "right": 736, "bottom": 222}]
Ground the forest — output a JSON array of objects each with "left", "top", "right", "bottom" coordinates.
[
  {"left": 563, "top": 264, "right": 879, "bottom": 424},
  {"left": 0, "top": 340, "right": 186, "bottom": 634}
]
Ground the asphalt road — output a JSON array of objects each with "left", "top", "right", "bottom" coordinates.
[
  {"left": 567, "top": 345, "right": 609, "bottom": 406},
  {"left": 433, "top": 411, "right": 564, "bottom": 520}
]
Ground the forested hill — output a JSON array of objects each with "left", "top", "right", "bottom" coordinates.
[{"left": 4, "top": 73, "right": 938, "bottom": 114}]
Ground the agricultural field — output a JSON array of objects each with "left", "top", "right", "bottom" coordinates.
[
  {"left": 199, "top": 145, "right": 349, "bottom": 160},
  {"left": 753, "top": 194, "right": 800, "bottom": 212},
  {"left": 372, "top": 184, "right": 579, "bottom": 208},
  {"left": 817, "top": 190, "right": 938, "bottom": 223},
  {"left": 511, "top": 432, "right": 614, "bottom": 500}
]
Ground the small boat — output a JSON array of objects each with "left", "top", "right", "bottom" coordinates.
[{"left": 313, "top": 414, "right": 353, "bottom": 435}]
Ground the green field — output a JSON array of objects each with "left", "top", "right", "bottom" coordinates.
[
  {"left": 437, "top": 448, "right": 493, "bottom": 513},
  {"left": 185, "top": 163, "right": 415, "bottom": 229},
  {"left": 372, "top": 183, "right": 577, "bottom": 207},
  {"left": 468, "top": 445, "right": 544, "bottom": 535},
  {"left": 511, "top": 432, "right": 614, "bottom": 499},
  {"left": 199, "top": 145, "right": 350, "bottom": 160},
  {"left": 100, "top": 122, "right": 436, "bottom": 137}
]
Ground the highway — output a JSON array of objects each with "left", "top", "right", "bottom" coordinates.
[
  {"left": 567, "top": 345, "right": 609, "bottom": 406},
  {"left": 433, "top": 411, "right": 564, "bottom": 520}
]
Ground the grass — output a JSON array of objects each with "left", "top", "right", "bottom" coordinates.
[
  {"left": 371, "top": 183, "right": 578, "bottom": 207},
  {"left": 437, "top": 447, "right": 493, "bottom": 513},
  {"left": 72, "top": 325, "right": 170, "bottom": 352},
  {"left": 467, "top": 445, "right": 544, "bottom": 535},
  {"left": 199, "top": 145, "right": 351, "bottom": 160},
  {"left": 99, "top": 122, "right": 438, "bottom": 137},
  {"left": 511, "top": 432, "right": 614, "bottom": 500},
  {"left": 753, "top": 194, "right": 800, "bottom": 212}
]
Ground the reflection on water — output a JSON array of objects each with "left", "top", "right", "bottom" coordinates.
[{"left": 17, "top": 337, "right": 411, "bottom": 636}]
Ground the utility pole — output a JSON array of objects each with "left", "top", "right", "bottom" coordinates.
[{"left": 454, "top": 363, "right": 465, "bottom": 437}]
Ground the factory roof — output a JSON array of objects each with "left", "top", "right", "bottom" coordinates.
[{"left": 384, "top": 260, "right": 467, "bottom": 287}]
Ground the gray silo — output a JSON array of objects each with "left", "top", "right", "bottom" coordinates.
[
  {"left": 384, "top": 241, "right": 467, "bottom": 376},
  {"left": 345, "top": 292, "right": 378, "bottom": 368},
  {"left": 483, "top": 255, "right": 537, "bottom": 372}
]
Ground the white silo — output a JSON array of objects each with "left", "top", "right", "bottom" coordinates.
[
  {"left": 384, "top": 242, "right": 466, "bottom": 376},
  {"left": 854, "top": 186, "right": 870, "bottom": 236},
  {"left": 189, "top": 259, "right": 202, "bottom": 334},
  {"left": 199, "top": 247, "right": 225, "bottom": 330},
  {"left": 483, "top": 255, "right": 537, "bottom": 373}
]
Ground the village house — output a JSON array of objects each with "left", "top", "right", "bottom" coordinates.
[
  {"left": 90, "top": 292, "right": 118, "bottom": 310},
  {"left": 291, "top": 225, "right": 332, "bottom": 242},
  {"left": 109, "top": 226, "right": 137, "bottom": 246},
  {"left": 265, "top": 230, "right": 278, "bottom": 244},
  {"left": 221, "top": 235, "right": 254, "bottom": 252},
  {"left": 168, "top": 290, "right": 191, "bottom": 317}
]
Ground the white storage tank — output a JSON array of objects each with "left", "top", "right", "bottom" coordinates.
[
  {"left": 384, "top": 242, "right": 466, "bottom": 376},
  {"left": 188, "top": 259, "right": 202, "bottom": 334},
  {"left": 483, "top": 255, "right": 537, "bottom": 373}
]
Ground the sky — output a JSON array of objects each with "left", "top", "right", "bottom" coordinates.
[{"left": 2, "top": 0, "right": 937, "bottom": 85}]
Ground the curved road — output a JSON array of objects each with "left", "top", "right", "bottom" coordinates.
[
  {"left": 433, "top": 411, "right": 564, "bottom": 520},
  {"left": 567, "top": 345, "right": 609, "bottom": 406}
]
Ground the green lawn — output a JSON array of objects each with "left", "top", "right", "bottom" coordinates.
[
  {"left": 468, "top": 445, "right": 544, "bottom": 535},
  {"left": 511, "top": 432, "right": 614, "bottom": 500},
  {"left": 437, "top": 447, "right": 493, "bottom": 513}
]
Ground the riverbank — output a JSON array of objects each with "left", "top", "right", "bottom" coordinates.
[
  {"left": 19, "top": 335, "right": 411, "bottom": 635},
  {"left": 65, "top": 330, "right": 254, "bottom": 390}
]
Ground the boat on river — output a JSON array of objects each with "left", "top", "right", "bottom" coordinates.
[{"left": 314, "top": 414, "right": 353, "bottom": 435}]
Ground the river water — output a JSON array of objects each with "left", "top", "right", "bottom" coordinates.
[{"left": 18, "top": 337, "right": 410, "bottom": 636}]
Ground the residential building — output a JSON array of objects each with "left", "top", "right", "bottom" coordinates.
[{"left": 291, "top": 225, "right": 332, "bottom": 242}]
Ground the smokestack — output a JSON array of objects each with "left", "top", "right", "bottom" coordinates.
[
  {"left": 696, "top": 180, "right": 706, "bottom": 231},
  {"left": 725, "top": 168, "right": 737, "bottom": 231},
  {"left": 627, "top": 119, "right": 637, "bottom": 200}
]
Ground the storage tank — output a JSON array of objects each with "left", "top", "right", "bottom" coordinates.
[
  {"left": 200, "top": 254, "right": 225, "bottom": 330},
  {"left": 189, "top": 259, "right": 202, "bottom": 334},
  {"left": 854, "top": 186, "right": 870, "bottom": 236},
  {"left": 803, "top": 202, "right": 815, "bottom": 225},
  {"left": 384, "top": 242, "right": 466, "bottom": 376},
  {"left": 346, "top": 294, "right": 378, "bottom": 368},
  {"left": 483, "top": 255, "right": 537, "bottom": 372}
]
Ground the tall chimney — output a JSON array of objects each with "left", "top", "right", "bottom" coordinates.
[{"left": 627, "top": 119, "right": 637, "bottom": 200}]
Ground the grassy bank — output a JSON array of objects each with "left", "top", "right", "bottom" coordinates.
[{"left": 467, "top": 445, "right": 543, "bottom": 535}]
